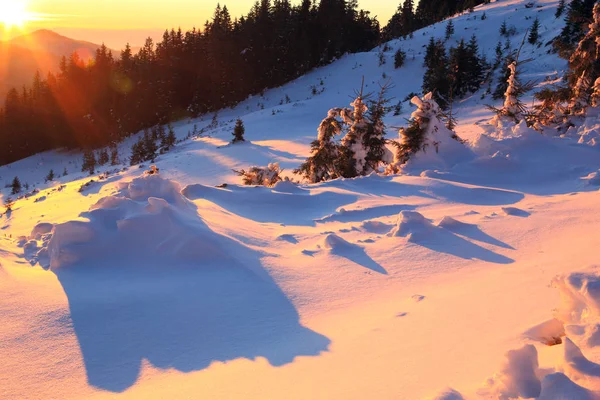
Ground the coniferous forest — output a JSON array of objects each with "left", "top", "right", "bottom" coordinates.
[{"left": 1, "top": 0, "right": 496, "bottom": 165}]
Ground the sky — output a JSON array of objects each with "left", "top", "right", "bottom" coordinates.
[{"left": 0, "top": 0, "right": 398, "bottom": 49}]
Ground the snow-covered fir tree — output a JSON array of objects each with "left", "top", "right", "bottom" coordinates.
[
  {"left": 295, "top": 84, "right": 393, "bottom": 183},
  {"left": 490, "top": 61, "right": 528, "bottom": 126},
  {"left": 566, "top": 3, "right": 600, "bottom": 110},
  {"left": 388, "top": 93, "right": 467, "bottom": 172},
  {"left": 295, "top": 108, "right": 344, "bottom": 183},
  {"left": 364, "top": 85, "right": 395, "bottom": 173},
  {"left": 340, "top": 95, "right": 370, "bottom": 176},
  {"left": 591, "top": 77, "right": 600, "bottom": 107},
  {"left": 568, "top": 70, "right": 591, "bottom": 115}
]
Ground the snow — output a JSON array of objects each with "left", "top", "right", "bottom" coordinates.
[{"left": 3, "top": 0, "right": 600, "bottom": 399}]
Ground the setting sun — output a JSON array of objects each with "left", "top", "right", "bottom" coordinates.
[{"left": 0, "top": 0, "right": 33, "bottom": 29}]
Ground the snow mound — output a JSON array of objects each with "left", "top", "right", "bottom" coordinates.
[
  {"left": 322, "top": 233, "right": 354, "bottom": 251},
  {"left": 522, "top": 318, "right": 565, "bottom": 346},
  {"left": 538, "top": 373, "right": 597, "bottom": 400},
  {"left": 551, "top": 270, "right": 600, "bottom": 324},
  {"left": 563, "top": 337, "right": 600, "bottom": 386},
  {"left": 360, "top": 220, "right": 393, "bottom": 234},
  {"left": 481, "top": 344, "right": 542, "bottom": 399},
  {"left": 34, "top": 175, "right": 252, "bottom": 274},
  {"left": 437, "top": 216, "right": 466, "bottom": 230},
  {"left": 388, "top": 211, "right": 435, "bottom": 240},
  {"left": 426, "top": 388, "right": 464, "bottom": 400}
]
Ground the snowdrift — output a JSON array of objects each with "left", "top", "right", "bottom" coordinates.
[
  {"left": 20, "top": 175, "right": 330, "bottom": 392},
  {"left": 33, "top": 174, "right": 248, "bottom": 272},
  {"left": 478, "top": 269, "right": 600, "bottom": 399}
]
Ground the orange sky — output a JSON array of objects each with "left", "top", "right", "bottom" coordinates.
[{"left": 1, "top": 0, "right": 397, "bottom": 49}]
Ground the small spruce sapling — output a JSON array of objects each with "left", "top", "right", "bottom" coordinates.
[
  {"left": 110, "top": 146, "right": 119, "bottom": 165},
  {"left": 394, "top": 49, "right": 406, "bottom": 69},
  {"left": 45, "top": 169, "right": 55, "bottom": 183},
  {"left": 11, "top": 176, "right": 21, "bottom": 195},
  {"left": 82, "top": 150, "right": 96, "bottom": 175},
  {"left": 528, "top": 18, "right": 540, "bottom": 45},
  {"left": 445, "top": 20, "right": 455, "bottom": 40},
  {"left": 232, "top": 119, "right": 246, "bottom": 143},
  {"left": 98, "top": 148, "right": 109, "bottom": 165}
]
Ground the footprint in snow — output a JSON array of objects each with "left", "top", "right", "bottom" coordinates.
[{"left": 412, "top": 294, "right": 425, "bottom": 302}]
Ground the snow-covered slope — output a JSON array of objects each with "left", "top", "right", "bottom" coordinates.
[{"left": 2, "top": 1, "right": 600, "bottom": 399}]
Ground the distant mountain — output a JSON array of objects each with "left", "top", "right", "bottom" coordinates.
[{"left": 0, "top": 30, "right": 114, "bottom": 104}]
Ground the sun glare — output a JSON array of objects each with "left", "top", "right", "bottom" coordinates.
[{"left": 0, "top": 0, "right": 33, "bottom": 29}]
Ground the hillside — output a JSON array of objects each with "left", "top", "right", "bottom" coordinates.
[
  {"left": 0, "top": 30, "right": 113, "bottom": 103},
  {"left": 2, "top": 0, "right": 600, "bottom": 399}
]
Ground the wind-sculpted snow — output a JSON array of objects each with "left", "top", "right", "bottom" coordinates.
[
  {"left": 425, "top": 130, "right": 600, "bottom": 195},
  {"left": 477, "top": 269, "right": 600, "bottom": 399},
  {"left": 182, "top": 181, "right": 357, "bottom": 226},
  {"left": 23, "top": 175, "right": 330, "bottom": 392},
  {"left": 388, "top": 211, "right": 514, "bottom": 264}
]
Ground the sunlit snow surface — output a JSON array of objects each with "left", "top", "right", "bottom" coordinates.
[{"left": 2, "top": 0, "right": 600, "bottom": 399}]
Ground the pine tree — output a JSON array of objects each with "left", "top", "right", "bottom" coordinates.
[
  {"left": 489, "top": 60, "right": 532, "bottom": 125},
  {"left": 339, "top": 95, "right": 369, "bottom": 176},
  {"left": 394, "top": 49, "right": 406, "bottom": 69},
  {"left": 494, "top": 41, "right": 504, "bottom": 68},
  {"left": 11, "top": 176, "right": 21, "bottom": 195},
  {"left": 445, "top": 20, "right": 455, "bottom": 40},
  {"left": 568, "top": 71, "right": 591, "bottom": 115},
  {"left": 364, "top": 84, "right": 394, "bottom": 173},
  {"left": 449, "top": 39, "right": 470, "bottom": 98},
  {"left": 568, "top": 3, "right": 600, "bottom": 87},
  {"left": 232, "top": 119, "right": 246, "bottom": 143},
  {"left": 110, "top": 146, "right": 119, "bottom": 165},
  {"left": 143, "top": 129, "right": 158, "bottom": 161},
  {"left": 591, "top": 78, "right": 600, "bottom": 107},
  {"left": 556, "top": 0, "right": 566, "bottom": 18},
  {"left": 82, "top": 150, "right": 96, "bottom": 175},
  {"left": 391, "top": 93, "right": 464, "bottom": 168},
  {"left": 500, "top": 20, "right": 508, "bottom": 36},
  {"left": 130, "top": 139, "right": 144, "bottom": 166},
  {"left": 553, "top": 0, "right": 596, "bottom": 59},
  {"left": 295, "top": 109, "right": 344, "bottom": 183},
  {"left": 422, "top": 38, "right": 451, "bottom": 109},
  {"left": 466, "top": 35, "right": 484, "bottom": 93},
  {"left": 528, "top": 17, "right": 540, "bottom": 44},
  {"left": 45, "top": 169, "right": 55, "bottom": 182},
  {"left": 98, "top": 148, "right": 109, "bottom": 165},
  {"left": 493, "top": 53, "right": 516, "bottom": 100},
  {"left": 162, "top": 124, "right": 176, "bottom": 149}
]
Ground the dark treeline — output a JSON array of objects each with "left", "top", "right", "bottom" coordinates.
[
  {"left": 1, "top": 0, "right": 487, "bottom": 166},
  {"left": 382, "top": 0, "right": 488, "bottom": 41}
]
